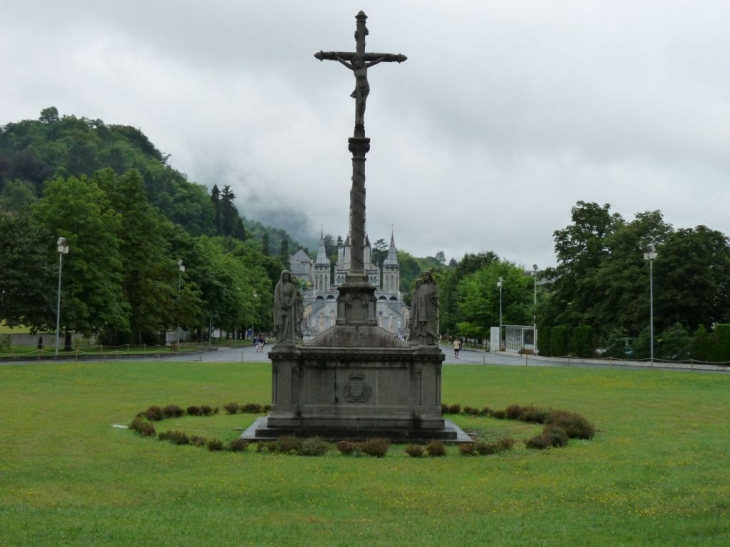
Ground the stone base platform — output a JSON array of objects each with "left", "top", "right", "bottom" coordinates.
[{"left": 246, "top": 325, "right": 469, "bottom": 443}]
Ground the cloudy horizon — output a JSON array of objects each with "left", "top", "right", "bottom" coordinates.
[{"left": 3, "top": 0, "right": 729, "bottom": 268}]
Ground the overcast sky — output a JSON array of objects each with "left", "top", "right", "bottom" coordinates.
[{"left": 3, "top": 1, "right": 729, "bottom": 268}]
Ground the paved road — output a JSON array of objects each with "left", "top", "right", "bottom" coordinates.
[{"left": 4, "top": 343, "right": 728, "bottom": 374}]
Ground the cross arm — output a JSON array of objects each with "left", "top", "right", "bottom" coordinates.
[{"left": 314, "top": 51, "right": 407, "bottom": 63}]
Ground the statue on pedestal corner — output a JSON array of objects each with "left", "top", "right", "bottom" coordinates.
[{"left": 274, "top": 270, "right": 303, "bottom": 345}]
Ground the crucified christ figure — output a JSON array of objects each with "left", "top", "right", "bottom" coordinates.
[
  {"left": 334, "top": 54, "right": 387, "bottom": 127},
  {"left": 315, "top": 11, "right": 406, "bottom": 131}
]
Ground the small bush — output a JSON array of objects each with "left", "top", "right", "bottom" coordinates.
[
  {"left": 441, "top": 404, "right": 450, "bottom": 415},
  {"left": 268, "top": 436, "right": 300, "bottom": 455},
  {"left": 505, "top": 404, "right": 523, "bottom": 420},
  {"left": 404, "top": 444, "right": 425, "bottom": 458},
  {"left": 336, "top": 440, "right": 359, "bottom": 455},
  {"left": 256, "top": 442, "right": 268, "bottom": 453},
  {"left": 448, "top": 404, "right": 461, "bottom": 415},
  {"left": 524, "top": 433, "right": 551, "bottom": 450},
  {"left": 463, "top": 406, "right": 480, "bottom": 416},
  {"left": 190, "top": 435, "right": 207, "bottom": 447},
  {"left": 425, "top": 441, "right": 447, "bottom": 457},
  {"left": 241, "top": 403, "right": 263, "bottom": 414},
  {"left": 144, "top": 406, "right": 164, "bottom": 421},
  {"left": 361, "top": 438, "right": 390, "bottom": 458},
  {"left": 492, "top": 409, "right": 506, "bottom": 419},
  {"left": 458, "top": 443, "right": 476, "bottom": 456},
  {"left": 206, "top": 438, "right": 224, "bottom": 452},
  {"left": 497, "top": 437, "right": 516, "bottom": 451},
  {"left": 162, "top": 404, "right": 184, "bottom": 418},
  {"left": 546, "top": 410, "right": 596, "bottom": 439},
  {"left": 168, "top": 431, "right": 190, "bottom": 445},
  {"left": 481, "top": 407, "right": 492, "bottom": 417},
  {"left": 298, "top": 437, "right": 328, "bottom": 456},
  {"left": 544, "top": 425, "right": 569, "bottom": 448},
  {"left": 230, "top": 438, "right": 249, "bottom": 453},
  {"left": 186, "top": 405, "right": 202, "bottom": 416},
  {"left": 474, "top": 440, "right": 498, "bottom": 456},
  {"left": 200, "top": 405, "right": 214, "bottom": 416},
  {"left": 129, "top": 418, "right": 156, "bottom": 437},
  {"left": 223, "top": 402, "right": 240, "bottom": 415},
  {"left": 262, "top": 404, "right": 272, "bottom": 413},
  {"left": 519, "top": 406, "right": 550, "bottom": 424}
]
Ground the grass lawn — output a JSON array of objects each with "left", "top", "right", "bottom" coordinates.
[{"left": 0, "top": 362, "right": 728, "bottom": 546}]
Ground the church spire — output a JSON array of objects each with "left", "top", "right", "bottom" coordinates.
[
  {"left": 384, "top": 227, "right": 398, "bottom": 265},
  {"left": 315, "top": 227, "right": 329, "bottom": 265}
]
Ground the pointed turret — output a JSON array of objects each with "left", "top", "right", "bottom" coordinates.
[
  {"left": 383, "top": 229, "right": 398, "bottom": 265},
  {"left": 316, "top": 227, "right": 329, "bottom": 265}
]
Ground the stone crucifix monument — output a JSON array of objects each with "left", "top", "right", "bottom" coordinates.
[{"left": 245, "top": 11, "right": 467, "bottom": 442}]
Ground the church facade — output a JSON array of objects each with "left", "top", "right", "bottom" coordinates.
[{"left": 293, "top": 231, "right": 410, "bottom": 337}]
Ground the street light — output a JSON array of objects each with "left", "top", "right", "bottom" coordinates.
[
  {"left": 177, "top": 259, "right": 185, "bottom": 347},
  {"left": 497, "top": 276, "right": 503, "bottom": 349},
  {"left": 644, "top": 244, "right": 657, "bottom": 365},
  {"left": 55, "top": 237, "right": 69, "bottom": 356},
  {"left": 533, "top": 264, "right": 538, "bottom": 353}
]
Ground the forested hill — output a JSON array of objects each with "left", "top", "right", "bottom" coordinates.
[{"left": 0, "top": 107, "right": 299, "bottom": 248}]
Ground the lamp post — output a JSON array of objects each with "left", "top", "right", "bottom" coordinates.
[
  {"left": 497, "top": 276, "right": 503, "bottom": 349},
  {"left": 177, "top": 259, "right": 185, "bottom": 347},
  {"left": 55, "top": 237, "right": 69, "bottom": 356},
  {"left": 643, "top": 244, "right": 657, "bottom": 365},
  {"left": 533, "top": 264, "right": 538, "bottom": 353}
]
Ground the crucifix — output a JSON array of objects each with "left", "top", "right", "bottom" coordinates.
[{"left": 315, "top": 12, "right": 406, "bottom": 310}]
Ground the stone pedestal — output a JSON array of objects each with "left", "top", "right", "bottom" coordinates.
[{"left": 244, "top": 325, "right": 467, "bottom": 441}]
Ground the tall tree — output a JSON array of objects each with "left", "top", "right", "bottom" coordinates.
[{"left": 32, "top": 175, "right": 128, "bottom": 340}]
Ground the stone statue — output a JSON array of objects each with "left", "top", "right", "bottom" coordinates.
[
  {"left": 407, "top": 278, "right": 423, "bottom": 343},
  {"left": 335, "top": 54, "right": 387, "bottom": 127},
  {"left": 274, "top": 270, "right": 303, "bottom": 344},
  {"left": 410, "top": 272, "right": 439, "bottom": 345}
]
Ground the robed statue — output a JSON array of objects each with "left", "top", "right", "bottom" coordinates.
[
  {"left": 274, "top": 270, "right": 304, "bottom": 345},
  {"left": 408, "top": 272, "right": 439, "bottom": 345}
]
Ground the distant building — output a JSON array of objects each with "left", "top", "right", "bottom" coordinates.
[{"left": 292, "top": 230, "right": 410, "bottom": 336}]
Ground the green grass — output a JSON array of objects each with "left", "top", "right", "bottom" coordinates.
[{"left": 1, "top": 362, "right": 728, "bottom": 546}]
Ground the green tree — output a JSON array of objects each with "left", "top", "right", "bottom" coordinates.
[
  {"left": 0, "top": 180, "right": 37, "bottom": 211},
  {"left": 32, "top": 175, "right": 128, "bottom": 341}
]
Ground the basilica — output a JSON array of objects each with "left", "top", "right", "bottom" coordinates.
[{"left": 289, "top": 231, "right": 410, "bottom": 337}]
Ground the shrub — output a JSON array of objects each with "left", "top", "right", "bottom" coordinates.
[
  {"left": 223, "top": 402, "right": 240, "bottom": 415},
  {"left": 519, "top": 406, "right": 550, "bottom": 424},
  {"left": 129, "top": 418, "right": 156, "bottom": 437},
  {"left": 441, "top": 403, "right": 450, "bottom": 415},
  {"left": 448, "top": 404, "right": 461, "bottom": 415},
  {"left": 425, "top": 441, "right": 447, "bottom": 457},
  {"left": 458, "top": 443, "right": 476, "bottom": 456},
  {"left": 463, "top": 406, "right": 480, "bottom": 416},
  {"left": 550, "top": 326, "right": 571, "bottom": 357},
  {"left": 480, "top": 407, "right": 492, "bottom": 417},
  {"left": 298, "top": 437, "right": 328, "bottom": 456},
  {"left": 505, "top": 404, "right": 523, "bottom": 420},
  {"left": 159, "top": 430, "right": 189, "bottom": 445},
  {"left": 546, "top": 410, "right": 596, "bottom": 439},
  {"left": 336, "top": 440, "right": 359, "bottom": 455},
  {"left": 230, "top": 438, "right": 249, "bottom": 453},
  {"left": 496, "top": 437, "right": 516, "bottom": 451},
  {"left": 404, "top": 444, "right": 425, "bottom": 458},
  {"left": 144, "top": 406, "right": 164, "bottom": 421},
  {"left": 538, "top": 326, "right": 551, "bottom": 356},
  {"left": 186, "top": 405, "right": 202, "bottom": 416},
  {"left": 190, "top": 435, "right": 207, "bottom": 447},
  {"left": 162, "top": 404, "right": 184, "bottom": 418},
  {"left": 241, "top": 403, "right": 263, "bottom": 414},
  {"left": 200, "top": 405, "right": 214, "bottom": 416},
  {"left": 492, "top": 409, "right": 506, "bottom": 420},
  {"left": 524, "top": 432, "right": 551, "bottom": 450},
  {"left": 474, "top": 440, "right": 497, "bottom": 456},
  {"left": 268, "top": 436, "right": 300, "bottom": 455},
  {"left": 263, "top": 405, "right": 272, "bottom": 413},
  {"left": 571, "top": 326, "right": 594, "bottom": 358},
  {"left": 544, "top": 426, "right": 569, "bottom": 448},
  {"left": 361, "top": 438, "right": 390, "bottom": 458},
  {"left": 256, "top": 442, "right": 267, "bottom": 453},
  {"left": 206, "top": 439, "right": 224, "bottom": 452}
]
